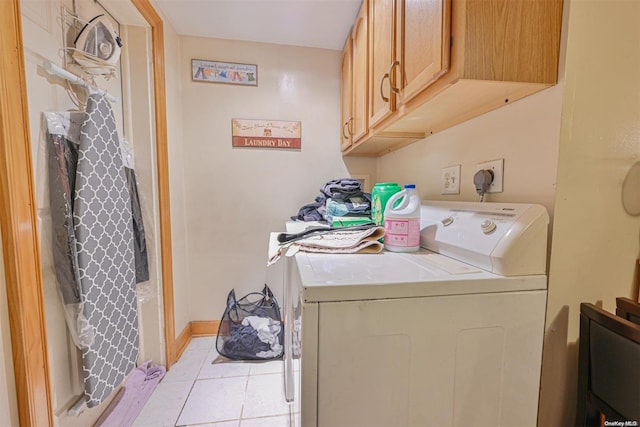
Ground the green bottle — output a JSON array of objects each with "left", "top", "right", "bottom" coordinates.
[{"left": 371, "top": 182, "right": 402, "bottom": 226}]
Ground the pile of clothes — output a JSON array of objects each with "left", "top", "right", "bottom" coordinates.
[
  {"left": 291, "top": 178, "right": 371, "bottom": 226},
  {"left": 224, "top": 315, "right": 283, "bottom": 359}
]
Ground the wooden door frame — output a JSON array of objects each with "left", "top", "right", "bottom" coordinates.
[
  {"left": 0, "top": 0, "right": 176, "bottom": 425},
  {"left": 130, "top": 0, "right": 177, "bottom": 367}
]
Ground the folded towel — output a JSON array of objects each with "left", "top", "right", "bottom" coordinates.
[{"left": 268, "top": 226, "right": 384, "bottom": 265}]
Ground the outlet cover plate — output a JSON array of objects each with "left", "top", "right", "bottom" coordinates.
[
  {"left": 441, "top": 164, "right": 461, "bottom": 194},
  {"left": 476, "top": 158, "right": 504, "bottom": 193}
]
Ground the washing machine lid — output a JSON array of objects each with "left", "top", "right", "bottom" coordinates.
[
  {"left": 286, "top": 201, "right": 549, "bottom": 301},
  {"left": 295, "top": 249, "right": 547, "bottom": 302},
  {"left": 419, "top": 201, "right": 549, "bottom": 276}
]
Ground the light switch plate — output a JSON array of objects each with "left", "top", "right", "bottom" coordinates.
[
  {"left": 441, "top": 165, "right": 461, "bottom": 194},
  {"left": 476, "top": 158, "right": 504, "bottom": 193}
]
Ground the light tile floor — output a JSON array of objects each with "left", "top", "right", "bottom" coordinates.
[{"left": 132, "top": 337, "right": 297, "bottom": 427}]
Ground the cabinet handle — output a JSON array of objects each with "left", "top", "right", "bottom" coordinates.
[
  {"left": 380, "top": 61, "right": 401, "bottom": 103},
  {"left": 380, "top": 73, "right": 390, "bottom": 102},
  {"left": 343, "top": 117, "right": 354, "bottom": 139},
  {"left": 389, "top": 61, "right": 400, "bottom": 94}
]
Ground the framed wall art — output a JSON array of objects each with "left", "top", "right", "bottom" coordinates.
[
  {"left": 192, "top": 59, "right": 258, "bottom": 86},
  {"left": 232, "top": 119, "right": 301, "bottom": 149}
]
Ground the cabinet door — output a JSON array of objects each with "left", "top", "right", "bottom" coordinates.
[
  {"left": 368, "top": 0, "right": 396, "bottom": 128},
  {"left": 340, "top": 35, "right": 354, "bottom": 151},
  {"left": 396, "top": 0, "right": 451, "bottom": 105},
  {"left": 351, "top": 0, "right": 369, "bottom": 143}
]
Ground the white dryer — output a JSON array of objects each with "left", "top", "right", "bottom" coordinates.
[{"left": 282, "top": 201, "right": 549, "bottom": 427}]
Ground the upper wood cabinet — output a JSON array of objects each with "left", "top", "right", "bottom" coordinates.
[
  {"left": 368, "top": 0, "right": 396, "bottom": 128},
  {"left": 369, "top": 0, "right": 450, "bottom": 128},
  {"left": 340, "top": 34, "right": 354, "bottom": 151},
  {"left": 341, "top": 0, "right": 369, "bottom": 148},
  {"left": 395, "top": 0, "right": 450, "bottom": 106},
  {"left": 351, "top": 0, "right": 369, "bottom": 143},
  {"left": 343, "top": 0, "right": 563, "bottom": 157}
]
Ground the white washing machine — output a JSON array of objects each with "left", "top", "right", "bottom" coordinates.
[{"left": 282, "top": 201, "right": 549, "bottom": 427}]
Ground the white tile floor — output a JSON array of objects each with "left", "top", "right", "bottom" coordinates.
[{"left": 132, "top": 337, "right": 297, "bottom": 427}]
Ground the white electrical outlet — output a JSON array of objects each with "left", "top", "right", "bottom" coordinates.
[
  {"left": 476, "top": 159, "right": 504, "bottom": 193},
  {"left": 441, "top": 165, "right": 461, "bottom": 194}
]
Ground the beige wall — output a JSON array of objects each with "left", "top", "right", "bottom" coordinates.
[
  {"left": 179, "top": 36, "right": 375, "bottom": 319},
  {"left": 376, "top": 84, "right": 563, "bottom": 215},
  {"left": 0, "top": 236, "right": 19, "bottom": 426},
  {"left": 539, "top": 1, "right": 640, "bottom": 425}
]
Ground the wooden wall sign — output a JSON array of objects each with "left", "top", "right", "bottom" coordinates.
[
  {"left": 192, "top": 59, "right": 258, "bottom": 86},
  {"left": 232, "top": 119, "right": 301, "bottom": 149}
]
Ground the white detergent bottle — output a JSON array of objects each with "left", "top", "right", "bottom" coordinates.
[{"left": 383, "top": 184, "right": 421, "bottom": 252}]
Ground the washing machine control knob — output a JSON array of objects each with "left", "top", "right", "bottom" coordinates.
[
  {"left": 441, "top": 216, "right": 454, "bottom": 226},
  {"left": 481, "top": 219, "right": 497, "bottom": 234}
]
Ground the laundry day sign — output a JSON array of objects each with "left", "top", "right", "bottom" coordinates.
[{"left": 232, "top": 119, "right": 301, "bottom": 149}]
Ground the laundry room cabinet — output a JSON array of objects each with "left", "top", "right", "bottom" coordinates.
[
  {"left": 340, "top": 34, "right": 354, "bottom": 151},
  {"left": 369, "top": 0, "right": 450, "bottom": 129},
  {"left": 340, "top": 0, "right": 368, "bottom": 151},
  {"left": 368, "top": 0, "right": 396, "bottom": 129},
  {"left": 341, "top": 0, "right": 563, "bottom": 157}
]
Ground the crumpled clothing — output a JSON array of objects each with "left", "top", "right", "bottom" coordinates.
[
  {"left": 224, "top": 324, "right": 272, "bottom": 359},
  {"left": 257, "top": 349, "right": 282, "bottom": 359},
  {"left": 292, "top": 178, "right": 365, "bottom": 222},
  {"left": 321, "top": 178, "right": 363, "bottom": 199},
  {"left": 292, "top": 319, "right": 302, "bottom": 358},
  {"left": 242, "top": 315, "right": 283, "bottom": 357},
  {"left": 326, "top": 194, "right": 371, "bottom": 217},
  {"left": 291, "top": 198, "right": 326, "bottom": 222}
]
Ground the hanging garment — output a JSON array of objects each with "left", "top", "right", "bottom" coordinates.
[
  {"left": 119, "top": 138, "right": 149, "bottom": 284},
  {"left": 124, "top": 167, "right": 149, "bottom": 283},
  {"left": 45, "top": 112, "right": 82, "bottom": 305},
  {"left": 44, "top": 112, "right": 96, "bottom": 349},
  {"left": 74, "top": 94, "right": 139, "bottom": 407}
]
